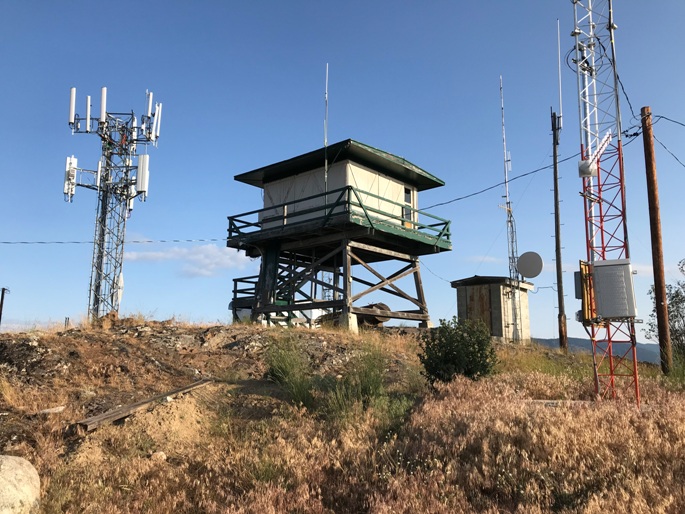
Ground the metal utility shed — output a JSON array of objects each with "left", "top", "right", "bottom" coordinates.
[{"left": 227, "top": 139, "right": 452, "bottom": 332}]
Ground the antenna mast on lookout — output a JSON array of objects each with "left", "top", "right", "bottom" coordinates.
[
  {"left": 324, "top": 63, "right": 329, "bottom": 198},
  {"left": 499, "top": 76, "right": 522, "bottom": 342},
  {"left": 65, "top": 87, "right": 164, "bottom": 321},
  {"left": 321, "top": 63, "right": 334, "bottom": 302}
]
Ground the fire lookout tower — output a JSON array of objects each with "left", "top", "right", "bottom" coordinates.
[{"left": 227, "top": 139, "right": 452, "bottom": 332}]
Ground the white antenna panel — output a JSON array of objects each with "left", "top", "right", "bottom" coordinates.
[
  {"left": 146, "top": 91, "right": 153, "bottom": 118},
  {"left": 96, "top": 159, "right": 102, "bottom": 189},
  {"left": 137, "top": 154, "right": 150, "bottom": 196},
  {"left": 127, "top": 185, "right": 136, "bottom": 212},
  {"left": 69, "top": 87, "right": 76, "bottom": 124},
  {"left": 85, "top": 95, "right": 91, "bottom": 132},
  {"left": 149, "top": 113, "right": 157, "bottom": 141},
  {"left": 64, "top": 155, "right": 76, "bottom": 173},
  {"left": 150, "top": 103, "right": 159, "bottom": 140},
  {"left": 131, "top": 116, "right": 137, "bottom": 153},
  {"left": 63, "top": 155, "right": 77, "bottom": 199},
  {"left": 100, "top": 87, "right": 107, "bottom": 122},
  {"left": 155, "top": 103, "right": 162, "bottom": 138},
  {"left": 116, "top": 272, "right": 124, "bottom": 306}
]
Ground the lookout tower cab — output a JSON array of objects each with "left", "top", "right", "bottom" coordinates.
[{"left": 227, "top": 139, "right": 451, "bottom": 332}]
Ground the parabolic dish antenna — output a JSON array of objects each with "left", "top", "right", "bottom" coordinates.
[{"left": 517, "top": 251, "right": 543, "bottom": 279}]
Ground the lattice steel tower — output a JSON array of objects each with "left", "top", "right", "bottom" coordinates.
[
  {"left": 64, "top": 87, "right": 163, "bottom": 320},
  {"left": 571, "top": 0, "right": 640, "bottom": 402}
]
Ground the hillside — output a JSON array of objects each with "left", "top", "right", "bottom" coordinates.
[
  {"left": 535, "top": 336, "right": 662, "bottom": 365},
  {"left": 1, "top": 318, "right": 684, "bottom": 513}
]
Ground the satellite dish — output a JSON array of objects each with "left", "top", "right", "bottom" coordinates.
[{"left": 517, "top": 251, "right": 543, "bottom": 279}]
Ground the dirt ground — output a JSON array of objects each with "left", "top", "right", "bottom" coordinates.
[{"left": 0, "top": 317, "right": 415, "bottom": 464}]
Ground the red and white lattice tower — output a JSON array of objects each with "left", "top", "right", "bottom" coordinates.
[{"left": 571, "top": 0, "right": 640, "bottom": 403}]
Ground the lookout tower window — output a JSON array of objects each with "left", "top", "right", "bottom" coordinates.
[{"left": 403, "top": 187, "right": 413, "bottom": 227}]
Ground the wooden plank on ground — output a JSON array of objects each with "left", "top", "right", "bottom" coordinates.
[{"left": 74, "top": 378, "right": 212, "bottom": 432}]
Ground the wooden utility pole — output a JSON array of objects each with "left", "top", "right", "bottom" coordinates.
[
  {"left": 551, "top": 109, "right": 568, "bottom": 351},
  {"left": 641, "top": 106, "right": 672, "bottom": 374},
  {"left": 0, "top": 288, "right": 9, "bottom": 330}
]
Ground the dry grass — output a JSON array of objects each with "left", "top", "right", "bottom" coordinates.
[
  {"left": 0, "top": 375, "right": 70, "bottom": 414},
  {"left": 2, "top": 322, "right": 685, "bottom": 513},
  {"left": 371, "top": 375, "right": 685, "bottom": 513},
  {"left": 0, "top": 376, "right": 22, "bottom": 409}
]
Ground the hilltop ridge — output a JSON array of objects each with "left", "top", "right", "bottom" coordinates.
[{"left": 0, "top": 318, "right": 683, "bottom": 513}]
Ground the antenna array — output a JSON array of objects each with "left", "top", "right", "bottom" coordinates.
[
  {"left": 65, "top": 87, "right": 163, "bottom": 320},
  {"left": 499, "top": 76, "right": 522, "bottom": 342}
]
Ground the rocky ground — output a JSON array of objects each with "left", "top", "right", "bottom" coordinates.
[{"left": 0, "top": 317, "right": 415, "bottom": 455}]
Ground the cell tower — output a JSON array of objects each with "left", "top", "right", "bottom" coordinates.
[
  {"left": 499, "top": 77, "right": 522, "bottom": 342},
  {"left": 65, "top": 87, "right": 163, "bottom": 321},
  {"left": 571, "top": 0, "right": 640, "bottom": 402}
]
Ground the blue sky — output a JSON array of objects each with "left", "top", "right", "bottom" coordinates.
[{"left": 1, "top": 1, "right": 684, "bottom": 340}]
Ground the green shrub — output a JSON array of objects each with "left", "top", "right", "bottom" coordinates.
[
  {"left": 265, "top": 336, "right": 314, "bottom": 408},
  {"left": 664, "top": 353, "right": 685, "bottom": 390},
  {"left": 350, "top": 344, "right": 386, "bottom": 401},
  {"left": 419, "top": 317, "right": 496, "bottom": 385},
  {"left": 323, "top": 345, "right": 387, "bottom": 421},
  {"left": 324, "top": 381, "right": 361, "bottom": 422}
]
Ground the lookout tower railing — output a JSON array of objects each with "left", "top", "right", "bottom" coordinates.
[{"left": 227, "top": 186, "right": 450, "bottom": 250}]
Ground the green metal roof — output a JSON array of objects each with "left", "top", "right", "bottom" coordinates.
[{"left": 234, "top": 139, "right": 445, "bottom": 192}]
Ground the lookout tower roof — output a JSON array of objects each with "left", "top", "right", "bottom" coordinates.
[{"left": 234, "top": 139, "right": 445, "bottom": 191}]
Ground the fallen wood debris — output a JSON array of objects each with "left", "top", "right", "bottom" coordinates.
[
  {"left": 74, "top": 378, "right": 212, "bottom": 432},
  {"left": 36, "top": 405, "right": 67, "bottom": 415}
]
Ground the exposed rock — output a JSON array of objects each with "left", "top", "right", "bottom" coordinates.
[
  {"left": 0, "top": 339, "right": 50, "bottom": 375},
  {"left": 150, "top": 451, "right": 167, "bottom": 462},
  {"left": 168, "top": 334, "right": 197, "bottom": 350},
  {"left": 0, "top": 455, "right": 40, "bottom": 513}
]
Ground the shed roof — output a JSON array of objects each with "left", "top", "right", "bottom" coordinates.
[
  {"left": 450, "top": 275, "right": 534, "bottom": 291},
  {"left": 234, "top": 139, "right": 445, "bottom": 191}
]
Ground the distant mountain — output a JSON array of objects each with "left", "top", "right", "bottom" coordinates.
[{"left": 534, "top": 337, "right": 661, "bottom": 365}]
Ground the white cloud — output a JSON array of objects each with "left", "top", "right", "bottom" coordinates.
[
  {"left": 125, "top": 244, "right": 252, "bottom": 277},
  {"left": 465, "top": 255, "right": 502, "bottom": 264}
]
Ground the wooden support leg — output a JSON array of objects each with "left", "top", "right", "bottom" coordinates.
[
  {"left": 253, "top": 242, "right": 280, "bottom": 323},
  {"left": 340, "top": 240, "right": 358, "bottom": 334},
  {"left": 413, "top": 259, "right": 433, "bottom": 328}
]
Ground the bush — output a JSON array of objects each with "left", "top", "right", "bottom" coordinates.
[
  {"left": 348, "top": 344, "right": 386, "bottom": 401},
  {"left": 323, "top": 345, "right": 387, "bottom": 421},
  {"left": 266, "top": 336, "right": 314, "bottom": 408},
  {"left": 646, "top": 259, "right": 685, "bottom": 358},
  {"left": 419, "top": 317, "right": 496, "bottom": 385}
]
